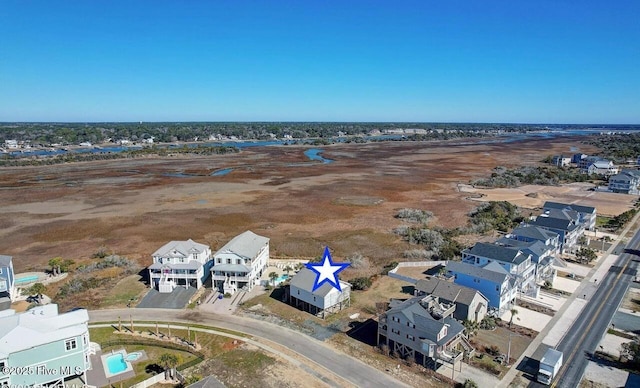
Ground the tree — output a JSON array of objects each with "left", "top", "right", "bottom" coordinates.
[
  {"left": 462, "top": 320, "right": 479, "bottom": 338},
  {"left": 283, "top": 265, "right": 293, "bottom": 276},
  {"left": 159, "top": 353, "right": 181, "bottom": 380},
  {"left": 620, "top": 340, "right": 640, "bottom": 369},
  {"left": 576, "top": 247, "right": 597, "bottom": 264},
  {"left": 509, "top": 308, "right": 519, "bottom": 328},
  {"left": 268, "top": 272, "right": 278, "bottom": 286},
  {"left": 29, "top": 283, "right": 47, "bottom": 302}
]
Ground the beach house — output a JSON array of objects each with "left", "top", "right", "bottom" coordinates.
[
  {"left": 148, "top": 239, "right": 212, "bottom": 293},
  {"left": 211, "top": 231, "right": 269, "bottom": 295},
  {"left": 0, "top": 304, "right": 92, "bottom": 387},
  {"left": 288, "top": 267, "right": 351, "bottom": 318},
  {"left": 377, "top": 295, "right": 469, "bottom": 370}
]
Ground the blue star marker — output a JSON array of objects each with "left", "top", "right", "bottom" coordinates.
[{"left": 306, "top": 247, "right": 350, "bottom": 292}]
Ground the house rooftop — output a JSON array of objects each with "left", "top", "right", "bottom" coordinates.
[
  {"left": 543, "top": 201, "right": 596, "bottom": 215},
  {"left": 153, "top": 239, "right": 209, "bottom": 258},
  {"left": 0, "top": 304, "right": 88, "bottom": 357},
  {"left": 463, "top": 242, "right": 530, "bottom": 265},
  {"left": 415, "top": 277, "right": 488, "bottom": 306},
  {"left": 215, "top": 231, "right": 269, "bottom": 259},
  {"left": 510, "top": 225, "right": 559, "bottom": 241},
  {"left": 0, "top": 255, "right": 12, "bottom": 267},
  {"left": 289, "top": 267, "right": 350, "bottom": 297},
  {"left": 386, "top": 296, "right": 464, "bottom": 346},
  {"left": 446, "top": 261, "right": 510, "bottom": 284}
]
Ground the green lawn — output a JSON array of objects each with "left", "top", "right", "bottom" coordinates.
[{"left": 99, "top": 274, "right": 147, "bottom": 308}]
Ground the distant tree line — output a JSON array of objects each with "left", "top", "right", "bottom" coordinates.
[
  {"left": 2, "top": 122, "right": 618, "bottom": 146},
  {"left": 0, "top": 145, "right": 238, "bottom": 167},
  {"left": 472, "top": 165, "right": 594, "bottom": 188}
]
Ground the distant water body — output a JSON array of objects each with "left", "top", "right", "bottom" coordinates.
[{"left": 5, "top": 129, "right": 631, "bottom": 158}]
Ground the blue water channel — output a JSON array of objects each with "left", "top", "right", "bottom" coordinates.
[{"left": 304, "top": 148, "right": 333, "bottom": 164}]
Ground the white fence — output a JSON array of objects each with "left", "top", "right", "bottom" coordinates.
[{"left": 130, "top": 371, "right": 185, "bottom": 388}]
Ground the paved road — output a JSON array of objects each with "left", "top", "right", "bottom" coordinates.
[
  {"left": 530, "top": 225, "right": 640, "bottom": 388},
  {"left": 89, "top": 308, "right": 410, "bottom": 388}
]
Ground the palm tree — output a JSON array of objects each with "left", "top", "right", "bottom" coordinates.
[
  {"left": 462, "top": 319, "right": 479, "bottom": 338},
  {"left": 29, "top": 283, "right": 47, "bottom": 303},
  {"left": 159, "top": 353, "right": 180, "bottom": 380},
  {"left": 268, "top": 272, "right": 278, "bottom": 286},
  {"left": 283, "top": 265, "right": 293, "bottom": 277},
  {"left": 509, "top": 308, "right": 519, "bottom": 328}
]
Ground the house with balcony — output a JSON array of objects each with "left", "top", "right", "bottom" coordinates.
[
  {"left": 414, "top": 277, "right": 488, "bottom": 322},
  {"left": 377, "top": 294, "right": 470, "bottom": 370},
  {"left": 0, "top": 255, "right": 15, "bottom": 309},
  {"left": 289, "top": 267, "right": 351, "bottom": 319},
  {"left": 148, "top": 239, "right": 212, "bottom": 293},
  {"left": 543, "top": 201, "right": 597, "bottom": 231},
  {"left": 446, "top": 261, "right": 516, "bottom": 315},
  {"left": 211, "top": 231, "right": 269, "bottom": 295},
  {"left": 496, "top": 238, "right": 557, "bottom": 284},
  {"left": 529, "top": 208, "right": 584, "bottom": 254},
  {"left": 461, "top": 242, "right": 537, "bottom": 296},
  {"left": 506, "top": 225, "right": 561, "bottom": 256},
  {"left": 609, "top": 169, "right": 640, "bottom": 195},
  {"left": 578, "top": 156, "right": 618, "bottom": 176},
  {"left": 0, "top": 304, "right": 93, "bottom": 388}
]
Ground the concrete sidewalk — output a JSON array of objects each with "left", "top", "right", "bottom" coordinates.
[{"left": 497, "top": 210, "right": 640, "bottom": 388}]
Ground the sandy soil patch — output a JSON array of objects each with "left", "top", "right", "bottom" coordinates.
[{"left": 462, "top": 183, "right": 635, "bottom": 216}]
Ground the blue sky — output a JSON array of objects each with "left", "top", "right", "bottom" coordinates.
[{"left": 1, "top": 1, "right": 638, "bottom": 123}]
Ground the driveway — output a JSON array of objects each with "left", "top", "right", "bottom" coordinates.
[
  {"left": 136, "top": 287, "right": 197, "bottom": 309},
  {"left": 89, "top": 308, "right": 410, "bottom": 388}
]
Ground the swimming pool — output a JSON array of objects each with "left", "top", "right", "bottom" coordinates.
[
  {"left": 15, "top": 275, "right": 39, "bottom": 284},
  {"left": 101, "top": 351, "right": 134, "bottom": 378}
]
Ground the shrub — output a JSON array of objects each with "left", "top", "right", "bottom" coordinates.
[
  {"left": 350, "top": 276, "right": 373, "bottom": 291},
  {"left": 485, "top": 345, "right": 500, "bottom": 356},
  {"left": 395, "top": 208, "right": 434, "bottom": 224},
  {"left": 381, "top": 262, "right": 398, "bottom": 275}
]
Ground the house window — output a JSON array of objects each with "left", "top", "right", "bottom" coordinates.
[
  {"left": 392, "top": 316, "right": 400, "bottom": 323},
  {"left": 65, "top": 338, "right": 77, "bottom": 351},
  {"left": 496, "top": 285, "right": 499, "bottom": 291},
  {"left": 0, "top": 361, "right": 5, "bottom": 373},
  {"left": 227, "top": 259, "right": 231, "bottom": 264},
  {"left": 407, "top": 334, "right": 415, "bottom": 341},
  {"left": 297, "top": 290, "right": 300, "bottom": 295},
  {"left": 217, "top": 258, "right": 221, "bottom": 264},
  {"left": 391, "top": 328, "right": 400, "bottom": 335},
  {"left": 406, "top": 322, "right": 415, "bottom": 328},
  {"left": 83, "top": 334, "right": 88, "bottom": 346}
]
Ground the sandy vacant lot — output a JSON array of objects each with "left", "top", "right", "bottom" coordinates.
[{"left": 0, "top": 137, "right": 634, "bottom": 273}]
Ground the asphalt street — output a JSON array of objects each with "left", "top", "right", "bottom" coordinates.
[
  {"left": 89, "top": 308, "right": 410, "bottom": 388},
  {"left": 528, "top": 225, "right": 640, "bottom": 388}
]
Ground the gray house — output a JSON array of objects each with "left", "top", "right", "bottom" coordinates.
[
  {"left": 529, "top": 208, "right": 584, "bottom": 253},
  {"left": 377, "top": 295, "right": 471, "bottom": 370},
  {"left": 289, "top": 267, "right": 351, "bottom": 319},
  {"left": 415, "top": 277, "right": 488, "bottom": 322},
  {"left": 542, "top": 201, "right": 597, "bottom": 231},
  {"left": 609, "top": 169, "right": 640, "bottom": 195}
]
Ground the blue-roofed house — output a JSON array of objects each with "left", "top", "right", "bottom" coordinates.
[
  {"left": 542, "top": 201, "right": 597, "bottom": 231},
  {"left": 148, "top": 239, "right": 212, "bottom": 293},
  {"left": 507, "top": 225, "right": 561, "bottom": 255},
  {"left": 529, "top": 208, "right": 584, "bottom": 253},
  {"left": 211, "top": 231, "right": 269, "bottom": 295},
  {"left": 461, "top": 242, "right": 537, "bottom": 296},
  {"left": 377, "top": 294, "right": 470, "bottom": 370},
  {"left": 445, "top": 261, "right": 516, "bottom": 315},
  {"left": 496, "top": 238, "right": 557, "bottom": 284}
]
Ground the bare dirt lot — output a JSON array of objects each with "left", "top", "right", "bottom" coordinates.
[{"left": 0, "top": 137, "right": 633, "bottom": 278}]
